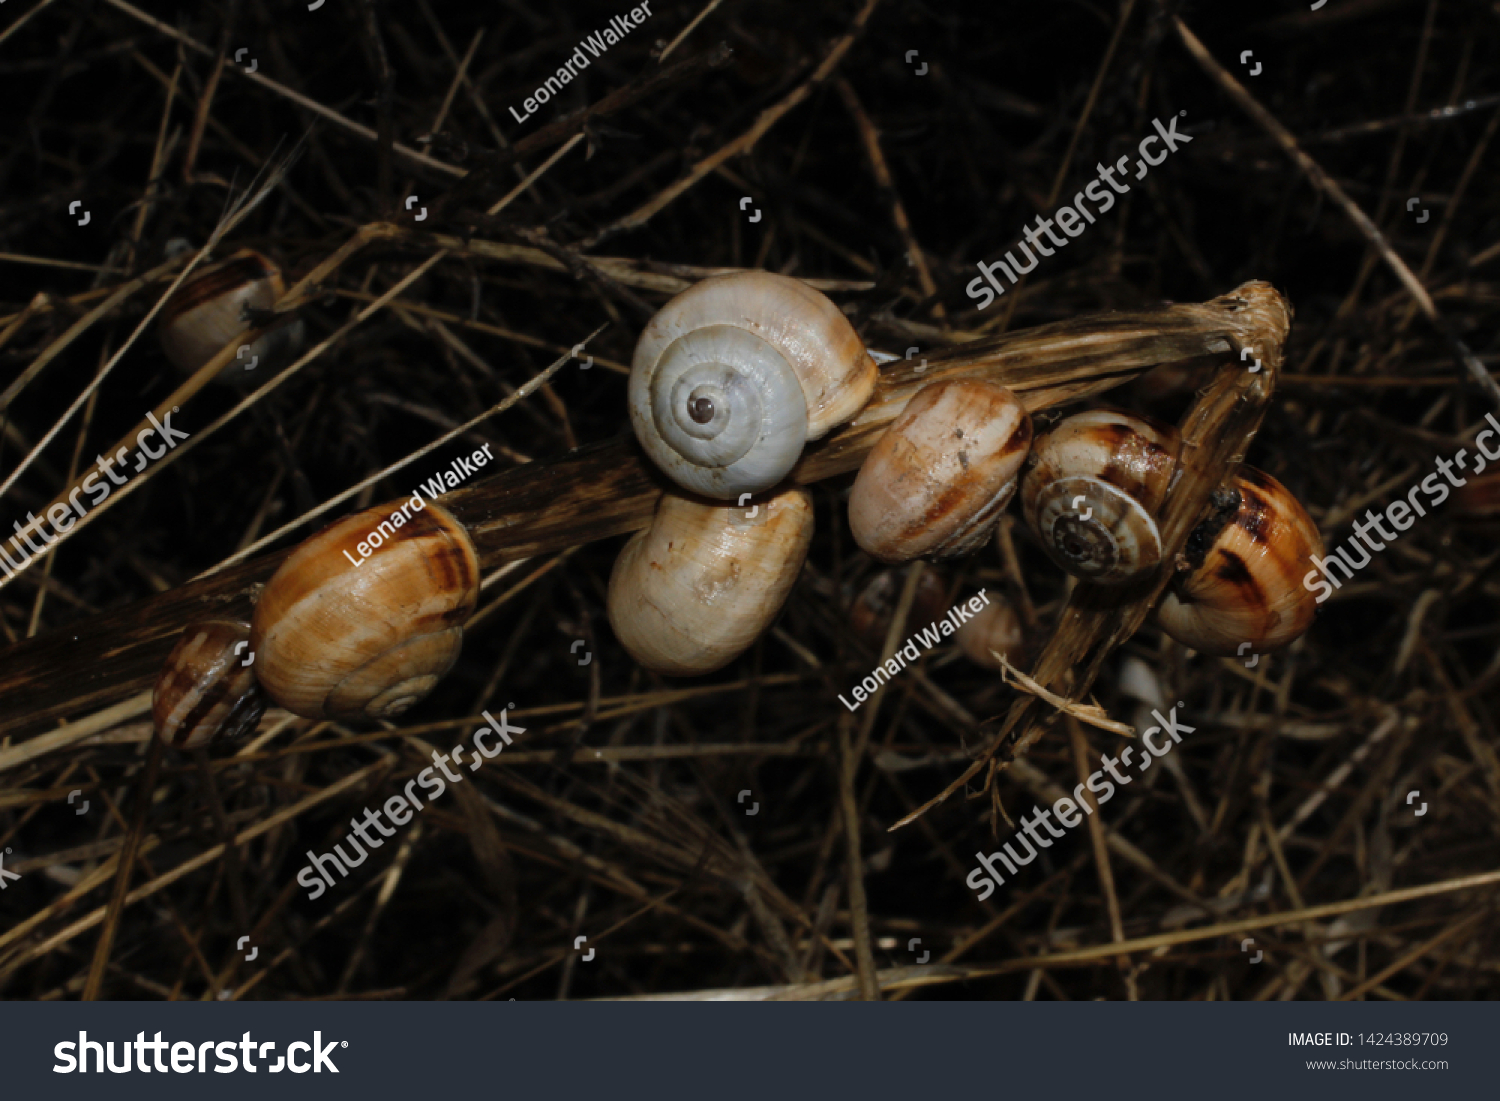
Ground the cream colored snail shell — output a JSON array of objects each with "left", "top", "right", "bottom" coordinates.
[
  {"left": 607, "top": 486, "right": 815, "bottom": 675},
  {"left": 849, "top": 380, "right": 1031, "bottom": 563},
  {"left": 1155, "top": 467, "right": 1324, "bottom": 656},
  {"left": 1021, "top": 408, "right": 1180, "bottom": 585},
  {"left": 152, "top": 619, "right": 268, "bottom": 749},
  {"left": 629, "top": 271, "right": 877, "bottom": 499},
  {"left": 249, "top": 498, "right": 480, "bottom": 720},
  {"left": 158, "top": 249, "right": 304, "bottom": 383},
  {"left": 955, "top": 597, "right": 1027, "bottom": 672}
]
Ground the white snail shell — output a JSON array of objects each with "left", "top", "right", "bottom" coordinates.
[
  {"left": 250, "top": 499, "right": 480, "bottom": 719},
  {"left": 1155, "top": 467, "right": 1324, "bottom": 655},
  {"left": 607, "top": 486, "right": 815, "bottom": 675},
  {"left": 629, "top": 271, "right": 877, "bottom": 498},
  {"left": 158, "top": 249, "right": 304, "bottom": 383},
  {"left": 1021, "top": 409, "right": 1180, "bottom": 585},
  {"left": 849, "top": 380, "right": 1031, "bottom": 563}
]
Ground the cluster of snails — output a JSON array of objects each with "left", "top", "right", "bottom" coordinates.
[
  {"left": 152, "top": 497, "right": 481, "bottom": 748},
  {"left": 151, "top": 262, "right": 1324, "bottom": 748},
  {"left": 610, "top": 270, "right": 1325, "bottom": 676},
  {"left": 152, "top": 250, "right": 471, "bottom": 749}
]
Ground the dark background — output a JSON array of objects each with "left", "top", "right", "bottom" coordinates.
[{"left": 0, "top": 0, "right": 1496, "bottom": 1001}]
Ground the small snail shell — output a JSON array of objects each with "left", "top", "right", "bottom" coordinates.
[
  {"left": 158, "top": 249, "right": 304, "bottom": 383},
  {"left": 849, "top": 567, "right": 950, "bottom": 650},
  {"left": 607, "top": 486, "right": 814, "bottom": 675},
  {"left": 1021, "top": 409, "right": 1180, "bottom": 585},
  {"left": 1453, "top": 473, "right": 1500, "bottom": 521},
  {"left": 1155, "top": 467, "right": 1324, "bottom": 656},
  {"left": 629, "top": 271, "right": 877, "bottom": 498},
  {"left": 152, "top": 619, "right": 268, "bottom": 749},
  {"left": 250, "top": 499, "right": 480, "bottom": 720},
  {"left": 849, "top": 380, "right": 1031, "bottom": 563},
  {"left": 955, "top": 598, "right": 1027, "bottom": 671}
]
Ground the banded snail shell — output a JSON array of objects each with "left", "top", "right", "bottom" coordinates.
[
  {"left": 250, "top": 498, "right": 479, "bottom": 720},
  {"left": 1021, "top": 409, "right": 1180, "bottom": 586}
]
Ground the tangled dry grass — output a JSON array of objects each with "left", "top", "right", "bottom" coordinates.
[{"left": 0, "top": 0, "right": 1497, "bottom": 1001}]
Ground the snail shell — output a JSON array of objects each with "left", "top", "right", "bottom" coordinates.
[
  {"left": 158, "top": 249, "right": 304, "bottom": 382},
  {"left": 1021, "top": 409, "right": 1180, "bottom": 585},
  {"left": 250, "top": 498, "right": 480, "bottom": 720},
  {"left": 1453, "top": 473, "right": 1500, "bottom": 521},
  {"left": 152, "top": 618, "right": 268, "bottom": 749},
  {"left": 849, "top": 567, "right": 950, "bottom": 650},
  {"left": 849, "top": 380, "right": 1031, "bottom": 563},
  {"left": 607, "top": 486, "right": 815, "bottom": 675},
  {"left": 955, "top": 597, "right": 1027, "bottom": 671},
  {"left": 629, "top": 271, "right": 877, "bottom": 498},
  {"left": 1155, "top": 467, "right": 1324, "bottom": 656}
]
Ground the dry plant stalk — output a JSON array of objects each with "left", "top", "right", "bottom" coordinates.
[
  {"left": 0, "top": 282, "right": 1274, "bottom": 743},
  {"left": 893, "top": 281, "right": 1291, "bottom": 831}
]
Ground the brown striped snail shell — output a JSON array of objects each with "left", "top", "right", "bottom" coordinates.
[
  {"left": 1154, "top": 467, "right": 1323, "bottom": 656},
  {"left": 629, "top": 272, "right": 877, "bottom": 499},
  {"left": 1021, "top": 409, "right": 1180, "bottom": 585},
  {"left": 849, "top": 380, "right": 1031, "bottom": 563},
  {"left": 607, "top": 486, "right": 815, "bottom": 675},
  {"left": 158, "top": 249, "right": 304, "bottom": 383},
  {"left": 249, "top": 497, "right": 480, "bottom": 720},
  {"left": 152, "top": 618, "right": 268, "bottom": 749}
]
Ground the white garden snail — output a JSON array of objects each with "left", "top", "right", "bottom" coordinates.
[
  {"left": 607, "top": 486, "right": 814, "bottom": 675},
  {"left": 848, "top": 379, "right": 1032, "bottom": 563},
  {"left": 1020, "top": 408, "right": 1181, "bottom": 585},
  {"left": 1154, "top": 467, "right": 1323, "bottom": 655},
  {"left": 249, "top": 496, "right": 480, "bottom": 719},
  {"left": 152, "top": 618, "right": 268, "bottom": 748},
  {"left": 158, "top": 248, "right": 304, "bottom": 382},
  {"left": 629, "top": 271, "right": 877, "bottom": 498}
]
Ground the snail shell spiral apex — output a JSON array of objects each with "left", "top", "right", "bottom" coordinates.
[
  {"left": 1021, "top": 409, "right": 1180, "bottom": 585},
  {"left": 250, "top": 499, "right": 480, "bottom": 720},
  {"left": 630, "top": 271, "right": 877, "bottom": 498},
  {"left": 152, "top": 618, "right": 268, "bottom": 749}
]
